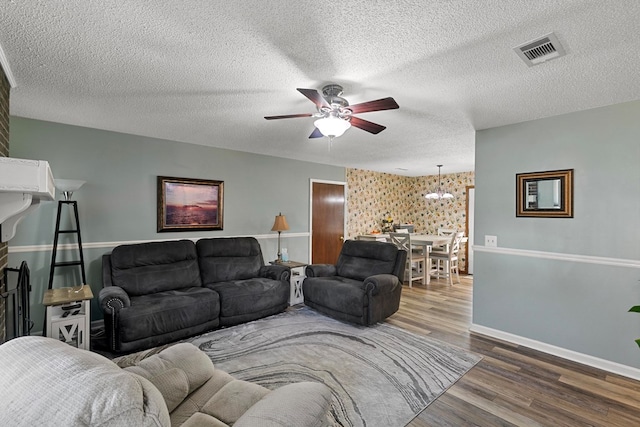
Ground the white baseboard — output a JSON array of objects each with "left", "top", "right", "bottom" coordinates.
[{"left": 470, "top": 323, "right": 640, "bottom": 381}]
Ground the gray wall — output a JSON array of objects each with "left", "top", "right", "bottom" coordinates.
[
  {"left": 474, "top": 100, "right": 640, "bottom": 368},
  {"left": 8, "top": 117, "right": 345, "bottom": 329}
]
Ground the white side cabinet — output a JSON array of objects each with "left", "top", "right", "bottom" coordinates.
[
  {"left": 272, "top": 261, "right": 307, "bottom": 306},
  {"left": 43, "top": 286, "right": 93, "bottom": 350},
  {"left": 288, "top": 263, "right": 306, "bottom": 305}
]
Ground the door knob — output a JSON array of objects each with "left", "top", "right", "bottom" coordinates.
[{"left": 339, "top": 236, "right": 344, "bottom": 241}]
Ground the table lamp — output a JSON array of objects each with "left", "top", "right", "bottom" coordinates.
[{"left": 271, "top": 212, "right": 289, "bottom": 263}]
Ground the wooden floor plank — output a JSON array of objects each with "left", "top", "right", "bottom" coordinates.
[
  {"left": 559, "top": 373, "right": 640, "bottom": 411},
  {"left": 446, "top": 383, "right": 547, "bottom": 427}
]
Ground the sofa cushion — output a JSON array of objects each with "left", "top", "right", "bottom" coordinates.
[
  {"left": 110, "top": 240, "right": 201, "bottom": 296},
  {"left": 202, "top": 380, "right": 270, "bottom": 425},
  {"left": 181, "top": 412, "right": 228, "bottom": 427},
  {"left": 136, "top": 367, "right": 190, "bottom": 413},
  {"left": 336, "top": 240, "right": 398, "bottom": 281},
  {"left": 235, "top": 382, "right": 332, "bottom": 427},
  {"left": 119, "top": 288, "right": 219, "bottom": 343},
  {"left": 197, "top": 237, "right": 264, "bottom": 283},
  {"left": 206, "top": 278, "right": 288, "bottom": 318},
  {"left": 170, "top": 369, "right": 236, "bottom": 426},
  {"left": 0, "top": 336, "right": 170, "bottom": 427},
  {"left": 303, "top": 276, "right": 367, "bottom": 316},
  {"left": 124, "top": 343, "right": 216, "bottom": 412}
]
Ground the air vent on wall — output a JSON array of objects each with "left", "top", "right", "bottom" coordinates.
[{"left": 514, "top": 32, "right": 566, "bottom": 67}]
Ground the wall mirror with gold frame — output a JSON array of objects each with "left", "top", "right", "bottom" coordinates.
[{"left": 516, "top": 169, "right": 573, "bottom": 218}]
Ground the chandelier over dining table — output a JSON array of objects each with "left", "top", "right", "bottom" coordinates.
[{"left": 425, "top": 165, "right": 454, "bottom": 200}]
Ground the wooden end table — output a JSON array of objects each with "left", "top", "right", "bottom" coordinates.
[{"left": 43, "top": 286, "right": 93, "bottom": 350}]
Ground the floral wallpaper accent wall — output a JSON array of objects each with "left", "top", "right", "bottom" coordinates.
[
  {"left": 346, "top": 168, "right": 475, "bottom": 272},
  {"left": 415, "top": 171, "right": 475, "bottom": 236},
  {"left": 346, "top": 169, "right": 414, "bottom": 237}
]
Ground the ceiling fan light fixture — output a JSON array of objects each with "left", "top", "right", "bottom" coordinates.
[{"left": 314, "top": 116, "right": 351, "bottom": 138}]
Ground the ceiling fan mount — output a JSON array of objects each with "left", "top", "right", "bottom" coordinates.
[
  {"left": 320, "top": 84, "right": 349, "bottom": 109},
  {"left": 264, "top": 84, "right": 399, "bottom": 139}
]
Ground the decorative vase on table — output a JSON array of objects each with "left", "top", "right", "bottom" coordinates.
[{"left": 381, "top": 212, "right": 395, "bottom": 233}]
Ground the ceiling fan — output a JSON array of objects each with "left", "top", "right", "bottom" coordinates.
[{"left": 264, "top": 84, "right": 399, "bottom": 140}]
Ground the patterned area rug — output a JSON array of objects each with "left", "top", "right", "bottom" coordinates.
[{"left": 184, "top": 307, "right": 481, "bottom": 427}]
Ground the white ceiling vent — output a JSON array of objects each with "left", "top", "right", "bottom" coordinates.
[{"left": 514, "top": 32, "right": 566, "bottom": 67}]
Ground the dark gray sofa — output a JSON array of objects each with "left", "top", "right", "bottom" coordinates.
[
  {"left": 302, "top": 239, "right": 406, "bottom": 326},
  {"left": 196, "top": 237, "right": 290, "bottom": 326},
  {"left": 99, "top": 237, "right": 289, "bottom": 353}
]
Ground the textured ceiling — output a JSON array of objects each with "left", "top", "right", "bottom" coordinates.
[{"left": 1, "top": 1, "right": 640, "bottom": 176}]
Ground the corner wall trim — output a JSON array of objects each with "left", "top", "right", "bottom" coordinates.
[
  {"left": 0, "top": 41, "right": 17, "bottom": 88},
  {"left": 470, "top": 323, "right": 640, "bottom": 381},
  {"left": 473, "top": 245, "right": 640, "bottom": 269}
]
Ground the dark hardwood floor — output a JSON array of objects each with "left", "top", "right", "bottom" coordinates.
[{"left": 386, "top": 275, "right": 640, "bottom": 427}]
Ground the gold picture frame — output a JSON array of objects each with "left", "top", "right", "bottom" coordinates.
[
  {"left": 157, "top": 176, "right": 224, "bottom": 232},
  {"left": 516, "top": 169, "right": 573, "bottom": 218}
]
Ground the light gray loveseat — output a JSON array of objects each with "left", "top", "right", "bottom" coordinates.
[{"left": 0, "top": 336, "right": 332, "bottom": 427}]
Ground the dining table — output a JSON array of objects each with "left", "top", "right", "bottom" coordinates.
[{"left": 357, "top": 233, "right": 453, "bottom": 284}]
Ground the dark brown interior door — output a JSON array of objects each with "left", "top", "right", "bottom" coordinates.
[{"left": 312, "top": 182, "right": 345, "bottom": 264}]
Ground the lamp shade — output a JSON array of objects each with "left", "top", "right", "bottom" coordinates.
[
  {"left": 314, "top": 116, "right": 351, "bottom": 137},
  {"left": 271, "top": 213, "right": 289, "bottom": 232},
  {"left": 55, "top": 179, "right": 85, "bottom": 192},
  {"left": 55, "top": 179, "right": 86, "bottom": 201}
]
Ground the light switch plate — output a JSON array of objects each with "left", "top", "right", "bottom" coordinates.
[{"left": 485, "top": 235, "right": 498, "bottom": 247}]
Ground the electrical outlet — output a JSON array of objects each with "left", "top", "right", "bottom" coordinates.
[{"left": 485, "top": 235, "right": 498, "bottom": 247}]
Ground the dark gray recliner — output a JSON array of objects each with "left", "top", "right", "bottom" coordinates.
[
  {"left": 302, "top": 240, "right": 406, "bottom": 326},
  {"left": 99, "top": 240, "right": 220, "bottom": 353},
  {"left": 196, "top": 237, "right": 290, "bottom": 327}
]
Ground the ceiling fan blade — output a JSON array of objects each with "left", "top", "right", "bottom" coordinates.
[
  {"left": 350, "top": 116, "right": 387, "bottom": 134},
  {"left": 308, "top": 128, "right": 324, "bottom": 139},
  {"left": 264, "top": 113, "right": 313, "bottom": 120},
  {"left": 347, "top": 97, "right": 399, "bottom": 114},
  {"left": 297, "top": 88, "right": 330, "bottom": 108}
]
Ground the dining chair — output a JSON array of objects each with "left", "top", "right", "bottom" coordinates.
[
  {"left": 430, "top": 231, "right": 464, "bottom": 285},
  {"left": 356, "top": 235, "right": 379, "bottom": 241},
  {"left": 432, "top": 228, "right": 456, "bottom": 253},
  {"left": 388, "top": 232, "right": 427, "bottom": 287},
  {"left": 437, "top": 228, "right": 456, "bottom": 236}
]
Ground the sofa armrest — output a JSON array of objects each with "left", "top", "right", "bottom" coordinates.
[
  {"left": 363, "top": 274, "right": 401, "bottom": 296},
  {"left": 259, "top": 264, "right": 290, "bottom": 281},
  {"left": 99, "top": 286, "right": 131, "bottom": 314},
  {"left": 305, "top": 264, "right": 336, "bottom": 278},
  {"left": 234, "top": 382, "right": 332, "bottom": 427}
]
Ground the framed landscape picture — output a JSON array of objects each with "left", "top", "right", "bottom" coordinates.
[{"left": 157, "top": 176, "right": 224, "bottom": 232}]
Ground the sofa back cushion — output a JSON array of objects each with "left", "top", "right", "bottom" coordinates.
[
  {"left": 124, "top": 343, "right": 215, "bottom": 412},
  {"left": 197, "top": 237, "right": 264, "bottom": 284},
  {"left": 110, "top": 240, "right": 201, "bottom": 296},
  {"left": 336, "top": 240, "right": 399, "bottom": 281}
]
